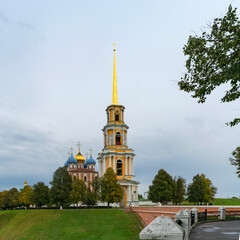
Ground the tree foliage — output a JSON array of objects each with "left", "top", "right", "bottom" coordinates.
[
  {"left": 178, "top": 5, "right": 240, "bottom": 126},
  {"left": 101, "top": 168, "right": 123, "bottom": 206},
  {"left": 173, "top": 177, "right": 186, "bottom": 205},
  {"left": 50, "top": 167, "right": 72, "bottom": 207},
  {"left": 91, "top": 176, "right": 101, "bottom": 201},
  {"left": 3, "top": 188, "right": 19, "bottom": 208},
  {"left": 19, "top": 185, "right": 33, "bottom": 207},
  {"left": 83, "top": 187, "right": 97, "bottom": 207},
  {"left": 148, "top": 169, "right": 174, "bottom": 204},
  {"left": 0, "top": 190, "right": 8, "bottom": 209},
  {"left": 69, "top": 178, "right": 86, "bottom": 206},
  {"left": 32, "top": 182, "right": 50, "bottom": 207},
  {"left": 229, "top": 146, "right": 240, "bottom": 177},
  {"left": 187, "top": 174, "right": 217, "bottom": 204}
]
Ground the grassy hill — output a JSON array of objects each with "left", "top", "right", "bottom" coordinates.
[
  {"left": 213, "top": 198, "right": 240, "bottom": 206},
  {"left": 0, "top": 209, "right": 142, "bottom": 240}
]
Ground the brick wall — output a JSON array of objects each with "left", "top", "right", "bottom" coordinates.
[{"left": 132, "top": 206, "right": 240, "bottom": 226}]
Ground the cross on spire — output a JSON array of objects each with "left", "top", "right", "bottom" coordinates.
[
  {"left": 69, "top": 147, "right": 74, "bottom": 155},
  {"left": 89, "top": 148, "right": 93, "bottom": 157},
  {"left": 86, "top": 152, "right": 89, "bottom": 159},
  {"left": 76, "top": 141, "right": 81, "bottom": 152},
  {"left": 67, "top": 151, "right": 70, "bottom": 158}
]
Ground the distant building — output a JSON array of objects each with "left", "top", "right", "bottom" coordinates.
[
  {"left": 64, "top": 143, "right": 99, "bottom": 189},
  {"left": 97, "top": 45, "right": 139, "bottom": 207}
]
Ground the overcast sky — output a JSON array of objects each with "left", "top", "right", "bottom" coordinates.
[{"left": 0, "top": 0, "right": 240, "bottom": 197}]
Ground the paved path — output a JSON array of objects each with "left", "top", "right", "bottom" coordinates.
[{"left": 190, "top": 221, "right": 240, "bottom": 240}]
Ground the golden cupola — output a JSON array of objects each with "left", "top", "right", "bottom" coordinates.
[{"left": 75, "top": 142, "right": 85, "bottom": 162}]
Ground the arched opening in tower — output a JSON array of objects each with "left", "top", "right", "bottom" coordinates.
[
  {"left": 116, "top": 132, "right": 121, "bottom": 145},
  {"left": 115, "top": 111, "right": 119, "bottom": 121},
  {"left": 116, "top": 160, "right": 122, "bottom": 176}
]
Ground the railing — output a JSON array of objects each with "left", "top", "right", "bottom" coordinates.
[
  {"left": 226, "top": 210, "right": 240, "bottom": 220},
  {"left": 197, "top": 209, "right": 219, "bottom": 223}
]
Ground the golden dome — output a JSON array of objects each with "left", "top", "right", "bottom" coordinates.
[{"left": 75, "top": 151, "right": 85, "bottom": 162}]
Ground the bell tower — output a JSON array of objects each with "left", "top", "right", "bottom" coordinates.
[{"left": 98, "top": 45, "right": 139, "bottom": 207}]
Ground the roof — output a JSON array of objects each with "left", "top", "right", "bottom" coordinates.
[
  {"left": 75, "top": 151, "right": 85, "bottom": 162},
  {"left": 67, "top": 154, "right": 77, "bottom": 164}
]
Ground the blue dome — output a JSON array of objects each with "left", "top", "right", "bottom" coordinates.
[
  {"left": 86, "top": 155, "right": 96, "bottom": 165},
  {"left": 84, "top": 160, "right": 87, "bottom": 168},
  {"left": 67, "top": 154, "right": 77, "bottom": 164},
  {"left": 64, "top": 161, "right": 68, "bottom": 167}
]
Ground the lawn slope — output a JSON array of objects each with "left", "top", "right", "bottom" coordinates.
[
  {"left": 213, "top": 198, "right": 240, "bottom": 206},
  {"left": 0, "top": 209, "right": 141, "bottom": 240}
]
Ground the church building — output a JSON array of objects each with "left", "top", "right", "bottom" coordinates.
[
  {"left": 64, "top": 144, "right": 99, "bottom": 189},
  {"left": 97, "top": 45, "right": 139, "bottom": 207}
]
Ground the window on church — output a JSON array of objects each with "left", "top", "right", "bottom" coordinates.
[
  {"left": 116, "top": 132, "right": 121, "bottom": 145},
  {"left": 115, "top": 111, "right": 119, "bottom": 121},
  {"left": 107, "top": 112, "right": 110, "bottom": 122},
  {"left": 84, "top": 176, "right": 87, "bottom": 182},
  {"left": 117, "top": 160, "right": 122, "bottom": 176}
]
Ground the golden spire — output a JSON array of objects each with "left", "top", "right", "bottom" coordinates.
[
  {"left": 112, "top": 43, "right": 120, "bottom": 105},
  {"left": 24, "top": 178, "right": 27, "bottom": 186}
]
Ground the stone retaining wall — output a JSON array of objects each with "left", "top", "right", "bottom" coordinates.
[{"left": 132, "top": 206, "right": 240, "bottom": 226}]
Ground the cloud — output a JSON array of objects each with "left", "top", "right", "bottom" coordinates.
[
  {"left": 0, "top": 12, "right": 7, "bottom": 23},
  {"left": 0, "top": 117, "right": 66, "bottom": 191},
  {"left": 18, "top": 21, "right": 36, "bottom": 31},
  {"left": 132, "top": 120, "right": 240, "bottom": 197}
]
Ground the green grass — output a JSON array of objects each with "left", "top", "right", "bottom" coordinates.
[
  {"left": 213, "top": 198, "right": 240, "bottom": 206},
  {"left": 0, "top": 209, "right": 141, "bottom": 240}
]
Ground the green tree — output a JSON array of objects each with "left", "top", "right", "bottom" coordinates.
[
  {"left": 173, "top": 177, "right": 186, "bottom": 205},
  {"left": 19, "top": 185, "right": 33, "bottom": 207},
  {"left": 187, "top": 174, "right": 217, "bottom": 204},
  {"left": 32, "top": 182, "right": 50, "bottom": 207},
  {"left": 101, "top": 168, "right": 123, "bottom": 207},
  {"left": 138, "top": 194, "right": 143, "bottom": 199},
  {"left": 230, "top": 146, "right": 240, "bottom": 178},
  {"left": 91, "top": 176, "right": 101, "bottom": 201},
  {"left": 0, "top": 190, "right": 8, "bottom": 209},
  {"left": 50, "top": 167, "right": 72, "bottom": 207},
  {"left": 148, "top": 169, "right": 173, "bottom": 204},
  {"left": 3, "top": 188, "right": 19, "bottom": 208},
  {"left": 178, "top": 5, "right": 240, "bottom": 127},
  {"left": 84, "top": 187, "right": 97, "bottom": 208},
  {"left": 69, "top": 178, "right": 86, "bottom": 206}
]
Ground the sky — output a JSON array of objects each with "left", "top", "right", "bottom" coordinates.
[{"left": 0, "top": 0, "right": 239, "bottom": 197}]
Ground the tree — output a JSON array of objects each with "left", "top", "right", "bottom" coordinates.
[
  {"left": 50, "top": 167, "right": 72, "bottom": 207},
  {"left": 69, "top": 178, "right": 86, "bottom": 206},
  {"left": 32, "top": 182, "right": 50, "bottom": 207},
  {"left": 230, "top": 146, "right": 240, "bottom": 178},
  {"left": 148, "top": 169, "right": 173, "bottom": 204},
  {"left": 178, "top": 5, "right": 240, "bottom": 127},
  {"left": 19, "top": 185, "right": 33, "bottom": 207},
  {"left": 91, "top": 176, "right": 101, "bottom": 201},
  {"left": 138, "top": 194, "right": 143, "bottom": 199},
  {"left": 187, "top": 174, "right": 217, "bottom": 204},
  {"left": 101, "top": 168, "right": 123, "bottom": 207},
  {"left": 0, "top": 190, "right": 8, "bottom": 209},
  {"left": 3, "top": 188, "right": 19, "bottom": 208},
  {"left": 173, "top": 177, "right": 186, "bottom": 205},
  {"left": 83, "top": 187, "right": 97, "bottom": 208}
]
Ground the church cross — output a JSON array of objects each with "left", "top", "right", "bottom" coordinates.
[{"left": 76, "top": 141, "right": 81, "bottom": 152}]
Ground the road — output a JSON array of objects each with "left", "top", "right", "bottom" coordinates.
[{"left": 190, "top": 221, "right": 240, "bottom": 240}]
